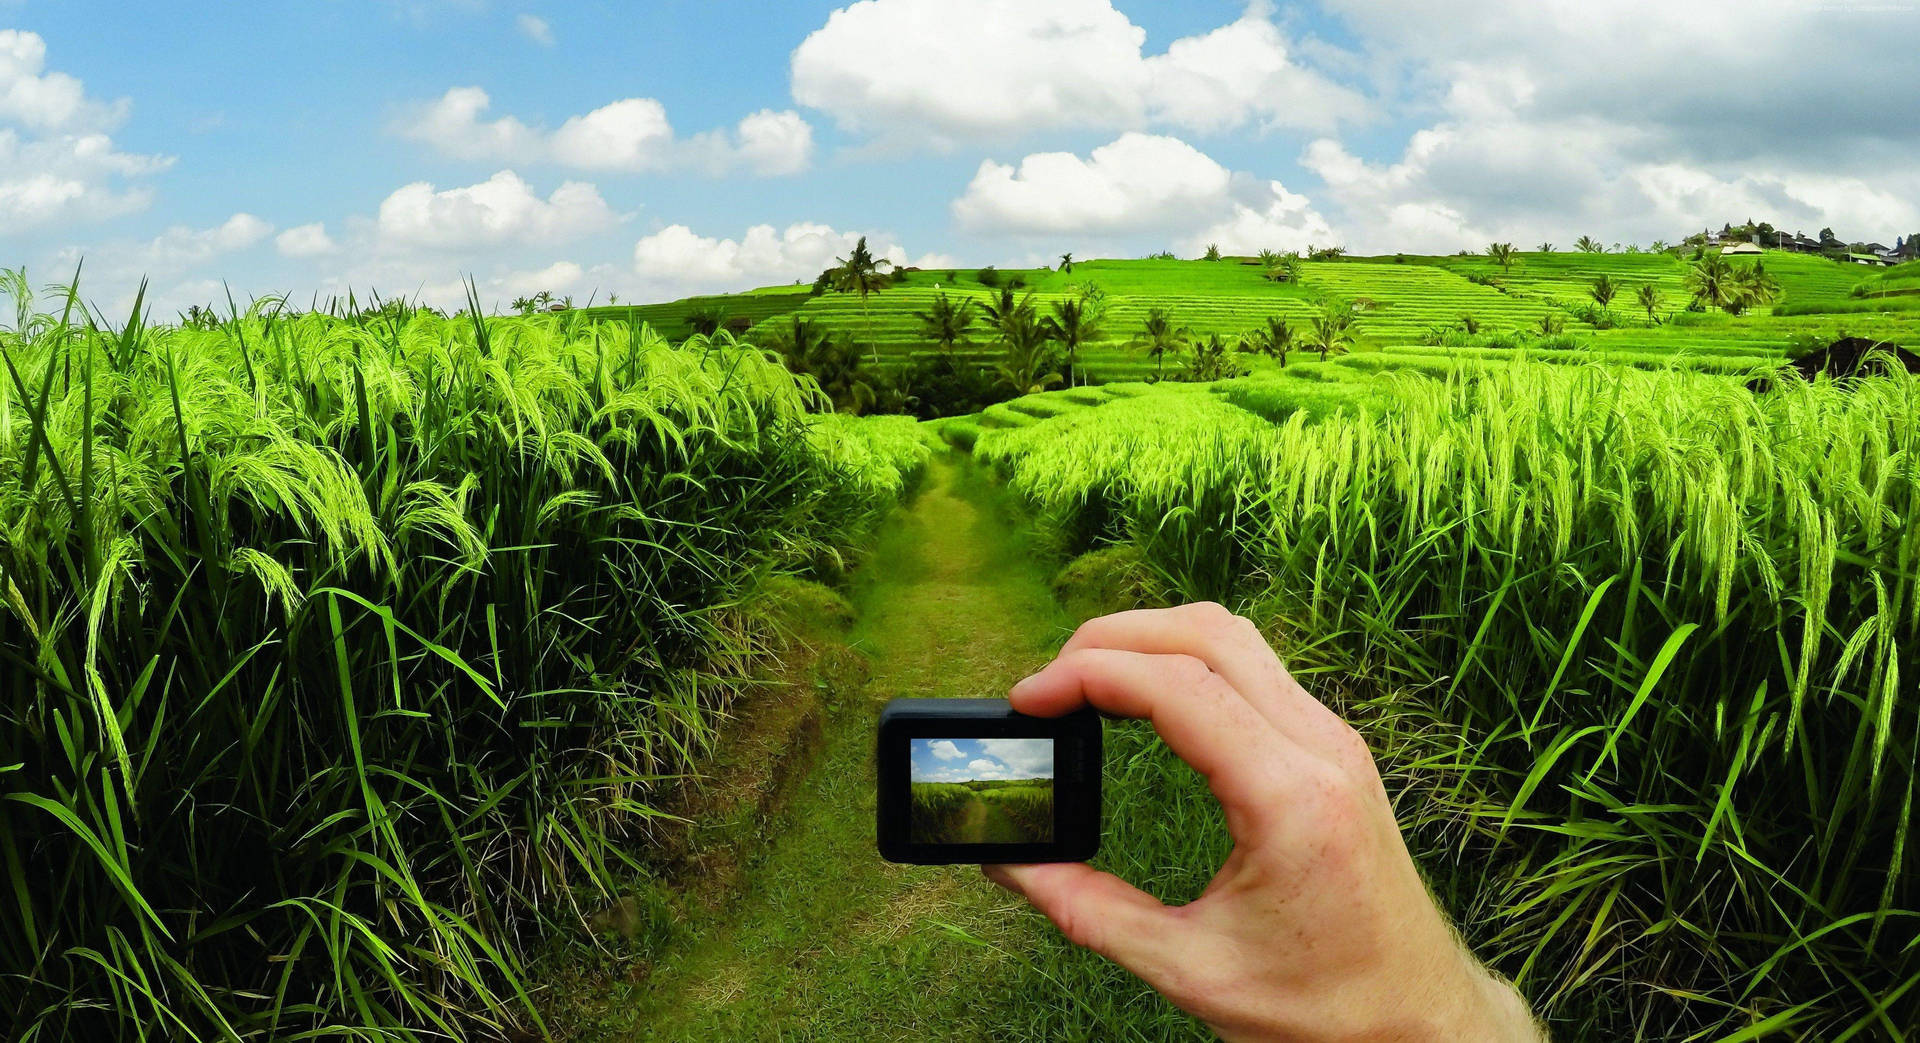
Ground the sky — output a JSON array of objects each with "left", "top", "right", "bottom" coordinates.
[
  {"left": 911, "top": 738, "right": 1055, "bottom": 782},
  {"left": 5, "top": 0, "right": 1920, "bottom": 315}
]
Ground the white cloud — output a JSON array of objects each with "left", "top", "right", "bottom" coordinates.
[
  {"left": 275, "top": 222, "right": 336, "bottom": 258},
  {"left": 954, "top": 133, "right": 1230, "bottom": 234},
  {"left": 928, "top": 739, "right": 964, "bottom": 761},
  {"left": 713, "top": 109, "right": 814, "bottom": 178},
  {"left": 1299, "top": 113, "right": 1920, "bottom": 253},
  {"left": 1288, "top": 0, "right": 1920, "bottom": 249},
  {"left": 631, "top": 220, "right": 945, "bottom": 297},
  {"left": 975, "top": 739, "right": 1054, "bottom": 778},
  {"left": 374, "top": 170, "right": 619, "bottom": 249},
  {"left": 966, "top": 758, "right": 1003, "bottom": 775},
  {"left": 1, "top": 28, "right": 127, "bottom": 132},
  {"left": 0, "top": 32, "right": 168, "bottom": 234},
  {"left": 952, "top": 132, "right": 1337, "bottom": 253},
  {"left": 790, "top": 0, "right": 1366, "bottom": 147},
  {"left": 49, "top": 213, "right": 273, "bottom": 314},
  {"left": 398, "top": 86, "right": 814, "bottom": 176},
  {"left": 515, "top": 13, "right": 554, "bottom": 46},
  {"left": 399, "top": 86, "right": 542, "bottom": 161}
]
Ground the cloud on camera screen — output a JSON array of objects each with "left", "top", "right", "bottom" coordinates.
[{"left": 908, "top": 738, "right": 1054, "bottom": 844}]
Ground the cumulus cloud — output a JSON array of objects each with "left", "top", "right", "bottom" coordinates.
[
  {"left": 631, "top": 220, "right": 946, "bottom": 296},
  {"left": 1290, "top": 0, "right": 1920, "bottom": 250},
  {"left": 975, "top": 739, "right": 1054, "bottom": 779},
  {"left": 790, "top": 0, "right": 1366, "bottom": 147},
  {"left": 515, "top": 14, "right": 554, "bottom": 46},
  {"left": 275, "top": 222, "right": 336, "bottom": 258},
  {"left": 928, "top": 740, "right": 964, "bottom": 761},
  {"left": 0, "top": 32, "right": 169, "bottom": 233},
  {"left": 953, "top": 132, "right": 1336, "bottom": 253},
  {"left": 49, "top": 213, "right": 273, "bottom": 313},
  {"left": 1, "top": 29, "right": 128, "bottom": 131},
  {"left": 398, "top": 86, "right": 814, "bottom": 176},
  {"left": 374, "top": 170, "right": 619, "bottom": 250}
]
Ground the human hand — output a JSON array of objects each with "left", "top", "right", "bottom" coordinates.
[{"left": 985, "top": 603, "right": 1540, "bottom": 1042}]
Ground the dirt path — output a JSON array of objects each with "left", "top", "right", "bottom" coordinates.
[{"left": 581, "top": 451, "right": 1079, "bottom": 1041}]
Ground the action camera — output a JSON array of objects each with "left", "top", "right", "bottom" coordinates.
[{"left": 876, "top": 698, "right": 1102, "bottom": 865}]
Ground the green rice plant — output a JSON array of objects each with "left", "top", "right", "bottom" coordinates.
[
  {"left": 977, "top": 359, "right": 1920, "bottom": 1037},
  {"left": 0, "top": 278, "right": 923, "bottom": 1041}
]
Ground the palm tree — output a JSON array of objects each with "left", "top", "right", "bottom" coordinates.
[
  {"left": 1649, "top": 240, "right": 1670, "bottom": 253},
  {"left": 1041, "top": 298, "right": 1103, "bottom": 386},
  {"left": 686, "top": 304, "right": 724, "bottom": 337},
  {"left": 1238, "top": 315, "right": 1296, "bottom": 368},
  {"left": 997, "top": 312, "right": 1063, "bottom": 394},
  {"left": 981, "top": 285, "right": 1037, "bottom": 340},
  {"left": 1574, "top": 235, "right": 1604, "bottom": 254},
  {"left": 1058, "top": 252, "right": 1074, "bottom": 273},
  {"left": 762, "top": 316, "right": 880, "bottom": 414},
  {"left": 1185, "top": 333, "right": 1245, "bottom": 381},
  {"left": 1635, "top": 284, "right": 1661, "bottom": 324},
  {"left": 1486, "top": 242, "right": 1516, "bottom": 274},
  {"left": 825, "top": 235, "right": 894, "bottom": 362},
  {"left": 1728, "top": 262, "right": 1782, "bottom": 316},
  {"left": 1203, "top": 243, "right": 1222, "bottom": 261},
  {"left": 1538, "top": 242, "right": 1554, "bottom": 252},
  {"left": 1684, "top": 254, "right": 1736, "bottom": 312},
  {"left": 913, "top": 291, "right": 978, "bottom": 353},
  {"left": 1589, "top": 274, "right": 1618, "bottom": 314},
  {"left": 509, "top": 295, "right": 534, "bottom": 316},
  {"left": 1131, "top": 306, "right": 1189, "bottom": 381},
  {"left": 1257, "top": 248, "right": 1280, "bottom": 268},
  {"left": 1263, "top": 252, "right": 1303, "bottom": 284},
  {"left": 1308, "top": 302, "right": 1357, "bottom": 362}
]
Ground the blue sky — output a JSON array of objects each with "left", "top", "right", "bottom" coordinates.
[
  {"left": 5, "top": 1, "right": 1918, "bottom": 314},
  {"left": 912, "top": 738, "right": 1054, "bottom": 783}
]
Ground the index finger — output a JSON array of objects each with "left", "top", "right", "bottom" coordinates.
[{"left": 1010, "top": 646, "right": 1298, "bottom": 827}]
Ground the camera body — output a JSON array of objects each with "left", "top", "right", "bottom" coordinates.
[{"left": 876, "top": 698, "right": 1102, "bottom": 865}]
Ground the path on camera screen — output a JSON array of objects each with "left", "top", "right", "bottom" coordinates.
[{"left": 579, "top": 454, "right": 1190, "bottom": 1039}]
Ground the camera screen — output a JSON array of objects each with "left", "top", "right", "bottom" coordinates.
[{"left": 909, "top": 738, "right": 1055, "bottom": 844}]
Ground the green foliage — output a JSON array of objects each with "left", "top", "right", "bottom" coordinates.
[
  {"left": 912, "top": 290, "right": 978, "bottom": 353},
  {"left": 1202, "top": 243, "right": 1222, "bottom": 262},
  {"left": 978, "top": 361, "right": 1920, "bottom": 1036},
  {"left": 0, "top": 283, "right": 926, "bottom": 1040},
  {"left": 1237, "top": 315, "right": 1297, "bottom": 368},
  {"left": 907, "top": 780, "right": 1053, "bottom": 844},
  {"left": 1130, "top": 306, "right": 1190, "bottom": 381},
  {"left": 1181, "top": 332, "right": 1248, "bottom": 382}
]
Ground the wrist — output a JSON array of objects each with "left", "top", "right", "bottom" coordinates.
[{"left": 1449, "top": 964, "right": 1541, "bottom": 1042}]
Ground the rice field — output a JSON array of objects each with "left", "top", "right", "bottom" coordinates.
[
  {"left": 0, "top": 280, "right": 927, "bottom": 1040},
  {"left": 8, "top": 243, "right": 1917, "bottom": 1040},
  {"left": 970, "top": 360, "right": 1920, "bottom": 1037},
  {"left": 620, "top": 250, "right": 1893, "bottom": 386}
]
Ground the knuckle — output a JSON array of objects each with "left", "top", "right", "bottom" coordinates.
[
  {"left": 1163, "top": 653, "right": 1221, "bottom": 694},
  {"left": 1183, "top": 600, "right": 1239, "bottom": 631}
]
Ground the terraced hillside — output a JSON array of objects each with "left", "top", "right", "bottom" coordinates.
[{"left": 597, "top": 249, "right": 1902, "bottom": 380}]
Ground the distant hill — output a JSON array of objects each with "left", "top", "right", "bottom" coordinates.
[{"left": 578, "top": 250, "right": 1907, "bottom": 382}]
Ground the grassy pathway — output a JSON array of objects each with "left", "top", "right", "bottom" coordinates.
[{"left": 584, "top": 452, "right": 1081, "bottom": 1041}]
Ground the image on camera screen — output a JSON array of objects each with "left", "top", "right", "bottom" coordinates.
[{"left": 909, "top": 738, "right": 1054, "bottom": 844}]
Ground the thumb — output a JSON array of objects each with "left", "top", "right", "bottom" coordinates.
[{"left": 983, "top": 863, "right": 1182, "bottom": 983}]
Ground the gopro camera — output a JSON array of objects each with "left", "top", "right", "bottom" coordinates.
[{"left": 876, "top": 698, "right": 1102, "bottom": 865}]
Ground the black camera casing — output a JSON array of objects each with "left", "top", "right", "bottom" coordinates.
[{"left": 876, "top": 698, "right": 1102, "bottom": 865}]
